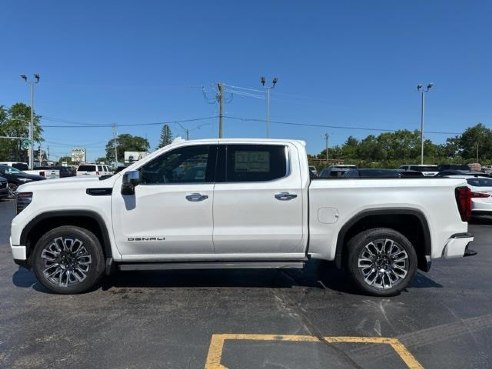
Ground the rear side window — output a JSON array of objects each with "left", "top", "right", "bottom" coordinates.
[{"left": 225, "top": 144, "right": 287, "bottom": 182}]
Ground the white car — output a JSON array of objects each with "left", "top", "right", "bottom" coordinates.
[
  {"left": 444, "top": 175, "right": 492, "bottom": 216},
  {"left": 76, "top": 164, "right": 112, "bottom": 177}
]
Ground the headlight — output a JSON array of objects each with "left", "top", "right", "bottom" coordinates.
[
  {"left": 18, "top": 178, "right": 33, "bottom": 182},
  {"left": 16, "top": 192, "right": 33, "bottom": 214}
]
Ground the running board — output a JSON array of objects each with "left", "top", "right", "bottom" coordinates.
[{"left": 117, "top": 260, "right": 307, "bottom": 271}]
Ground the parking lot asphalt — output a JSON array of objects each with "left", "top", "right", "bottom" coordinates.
[{"left": 0, "top": 199, "right": 491, "bottom": 369}]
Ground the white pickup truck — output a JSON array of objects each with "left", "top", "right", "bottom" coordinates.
[{"left": 10, "top": 138, "right": 475, "bottom": 296}]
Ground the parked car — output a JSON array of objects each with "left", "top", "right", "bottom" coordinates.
[
  {"left": 0, "top": 161, "right": 29, "bottom": 171},
  {"left": 437, "top": 164, "right": 471, "bottom": 172},
  {"left": 319, "top": 165, "right": 357, "bottom": 178},
  {"left": 435, "top": 170, "right": 488, "bottom": 177},
  {"left": 0, "top": 175, "right": 8, "bottom": 199},
  {"left": 53, "top": 166, "right": 76, "bottom": 178},
  {"left": 76, "top": 164, "right": 112, "bottom": 177},
  {"left": 398, "top": 169, "right": 425, "bottom": 178},
  {"left": 343, "top": 168, "right": 401, "bottom": 178},
  {"left": 399, "top": 164, "right": 439, "bottom": 176},
  {"left": 442, "top": 175, "right": 492, "bottom": 217},
  {"left": 114, "top": 165, "right": 129, "bottom": 174},
  {"left": 25, "top": 166, "right": 61, "bottom": 179},
  {"left": 0, "top": 165, "right": 46, "bottom": 198}
]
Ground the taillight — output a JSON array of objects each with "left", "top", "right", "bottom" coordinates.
[
  {"left": 16, "top": 192, "right": 33, "bottom": 214},
  {"left": 471, "top": 191, "right": 491, "bottom": 198},
  {"left": 455, "top": 186, "right": 472, "bottom": 222}
]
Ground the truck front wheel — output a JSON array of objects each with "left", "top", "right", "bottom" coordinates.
[
  {"left": 32, "top": 226, "right": 105, "bottom": 294},
  {"left": 347, "top": 228, "right": 417, "bottom": 297}
]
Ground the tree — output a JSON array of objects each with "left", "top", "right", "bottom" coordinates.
[
  {"left": 158, "top": 124, "right": 173, "bottom": 149},
  {"left": 341, "top": 136, "right": 359, "bottom": 159},
  {"left": 0, "top": 103, "right": 43, "bottom": 161},
  {"left": 458, "top": 123, "right": 492, "bottom": 161},
  {"left": 57, "top": 156, "right": 73, "bottom": 165},
  {"left": 95, "top": 156, "right": 108, "bottom": 164},
  {"left": 105, "top": 134, "right": 150, "bottom": 163},
  {"left": 357, "top": 135, "right": 384, "bottom": 162}
]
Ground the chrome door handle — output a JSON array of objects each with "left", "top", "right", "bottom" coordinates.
[
  {"left": 275, "top": 192, "right": 297, "bottom": 201},
  {"left": 186, "top": 193, "right": 209, "bottom": 202}
]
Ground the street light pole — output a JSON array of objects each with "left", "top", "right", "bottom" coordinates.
[
  {"left": 20, "top": 74, "right": 40, "bottom": 170},
  {"left": 417, "top": 83, "right": 433, "bottom": 165},
  {"left": 324, "top": 133, "right": 329, "bottom": 163},
  {"left": 260, "top": 77, "right": 278, "bottom": 138}
]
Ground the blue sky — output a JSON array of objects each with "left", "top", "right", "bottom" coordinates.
[{"left": 1, "top": 0, "right": 491, "bottom": 161}]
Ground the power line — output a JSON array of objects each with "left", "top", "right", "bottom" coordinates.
[
  {"left": 226, "top": 89, "right": 264, "bottom": 99},
  {"left": 40, "top": 116, "right": 218, "bottom": 128},
  {"left": 37, "top": 113, "right": 464, "bottom": 135},
  {"left": 224, "top": 115, "right": 462, "bottom": 135},
  {"left": 223, "top": 84, "right": 264, "bottom": 93}
]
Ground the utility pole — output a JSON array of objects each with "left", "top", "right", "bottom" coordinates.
[
  {"left": 260, "top": 77, "right": 278, "bottom": 138},
  {"left": 417, "top": 83, "right": 433, "bottom": 165},
  {"left": 112, "top": 123, "right": 118, "bottom": 166},
  {"left": 20, "top": 74, "right": 40, "bottom": 170},
  {"left": 217, "top": 83, "right": 224, "bottom": 138},
  {"left": 324, "top": 133, "right": 329, "bottom": 163},
  {"left": 176, "top": 122, "right": 190, "bottom": 140}
]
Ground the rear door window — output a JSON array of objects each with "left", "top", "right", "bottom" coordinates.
[{"left": 224, "top": 144, "right": 287, "bottom": 182}]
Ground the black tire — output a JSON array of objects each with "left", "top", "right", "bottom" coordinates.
[
  {"left": 7, "top": 182, "right": 17, "bottom": 199},
  {"left": 347, "top": 228, "right": 417, "bottom": 297},
  {"left": 32, "top": 226, "right": 105, "bottom": 294}
]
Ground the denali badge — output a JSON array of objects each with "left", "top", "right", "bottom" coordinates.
[{"left": 128, "top": 237, "right": 166, "bottom": 241}]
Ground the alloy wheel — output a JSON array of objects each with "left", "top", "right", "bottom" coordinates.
[
  {"left": 357, "top": 238, "right": 409, "bottom": 290},
  {"left": 40, "top": 237, "right": 92, "bottom": 287}
]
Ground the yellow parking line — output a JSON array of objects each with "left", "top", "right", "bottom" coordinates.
[{"left": 205, "top": 334, "right": 424, "bottom": 369}]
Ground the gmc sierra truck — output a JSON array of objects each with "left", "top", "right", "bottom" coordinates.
[{"left": 10, "top": 138, "right": 475, "bottom": 296}]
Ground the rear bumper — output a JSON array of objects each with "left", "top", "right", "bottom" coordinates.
[{"left": 442, "top": 232, "right": 475, "bottom": 258}]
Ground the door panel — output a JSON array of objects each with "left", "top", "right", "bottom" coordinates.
[
  {"left": 112, "top": 184, "right": 214, "bottom": 257},
  {"left": 112, "top": 144, "right": 217, "bottom": 258},
  {"left": 213, "top": 144, "right": 305, "bottom": 255}
]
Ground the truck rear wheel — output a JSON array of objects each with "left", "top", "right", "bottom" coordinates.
[
  {"left": 32, "top": 226, "right": 105, "bottom": 294},
  {"left": 347, "top": 228, "right": 417, "bottom": 297}
]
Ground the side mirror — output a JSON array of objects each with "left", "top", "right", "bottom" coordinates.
[{"left": 121, "top": 170, "right": 140, "bottom": 195}]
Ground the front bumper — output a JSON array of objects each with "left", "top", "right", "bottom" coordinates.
[
  {"left": 442, "top": 232, "right": 475, "bottom": 258},
  {"left": 10, "top": 237, "right": 29, "bottom": 268}
]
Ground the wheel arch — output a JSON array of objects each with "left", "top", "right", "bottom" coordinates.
[
  {"left": 21, "top": 210, "right": 112, "bottom": 266},
  {"left": 335, "top": 209, "right": 431, "bottom": 272}
]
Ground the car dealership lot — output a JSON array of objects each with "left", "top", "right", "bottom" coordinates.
[{"left": 0, "top": 199, "right": 491, "bottom": 369}]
